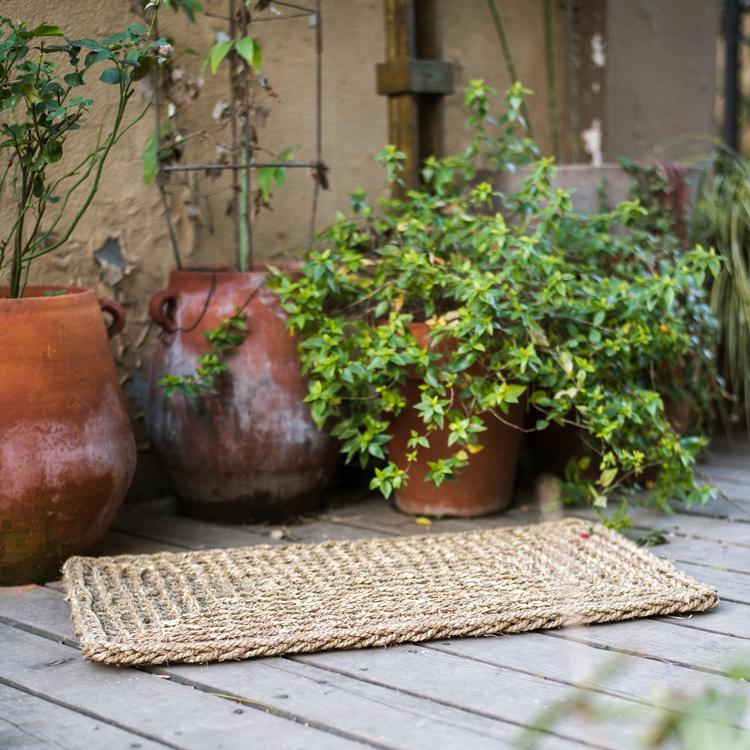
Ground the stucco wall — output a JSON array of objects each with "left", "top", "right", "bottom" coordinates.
[{"left": 604, "top": 0, "right": 719, "bottom": 160}]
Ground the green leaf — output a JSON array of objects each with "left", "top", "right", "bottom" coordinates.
[
  {"left": 208, "top": 39, "right": 233, "bottom": 74},
  {"left": 84, "top": 49, "right": 112, "bottom": 68},
  {"left": 29, "top": 23, "right": 64, "bottom": 37},
  {"left": 599, "top": 468, "right": 618, "bottom": 488},
  {"left": 235, "top": 36, "right": 259, "bottom": 69},
  {"left": 99, "top": 67, "right": 125, "bottom": 85},
  {"left": 257, "top": 167, "right": 274, "bottom": 201},
  {"left": 42, "top": 141, "right": 62, "bottom": 164},
  {"left": 559, "top": 351, "right": 574, "bottom": 375},
  {"left": 63, "top": 72, "right": 85, "bottom": 87}
]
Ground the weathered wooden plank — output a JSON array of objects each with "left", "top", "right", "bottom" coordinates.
[
  {"left": 649, "top": 535, "right": 750, "bottom": 574},
  {"left": 670, "top": 498, "right": 750, "bottom": 523},
  {"left": 657, "top": 600, "right": 750, "bottom": 639},
  {"left": 114, "top": 509, "right": 268, "bottom": 550},
  {"left": 707, "top": 480, "right": 750, "bottom": 506},
  {"left": 98, "top": 530, "right": 186, "bottom": 555},
  {"left": 321, "top": 495, "right": 544, "bottom": 535},
  {"left": 0, "top": 683, "right": 167, "bottom": 750},
  {"left": 115, "top": 505, "right": 381, "bottom": 550},
  {"left": 426, "top": 632, "right": 750, "bottom": 728},
  {"left": 574, "top": 506, "right": 750, "bottom": 547},
  {"left": 299, "top": 643, "right": 681, "bottom": 749},
  {"left": 699, "top": 463, "right": 750, "bottom": 484},
  {"left": 675, "top": 561, "right": 750, "bottom": 604},
  {"left": 10, "top": 581, "right": 734, "bottom": 749},
  {"left": 0, "top": 623, "right": 367, "bottom": 750},
  {"left": 167, "top": 656, "right": 561, "bottom": 750},
  {"left": 5, "top": 548, "right": 744, "bottom": 748},
  {"left": 547, "top": 616, "right": 742, "bottom": 675}
]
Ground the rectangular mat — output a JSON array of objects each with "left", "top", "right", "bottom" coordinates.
[{"left": 62, "top": 518, "right": 718, "bottom": 666}]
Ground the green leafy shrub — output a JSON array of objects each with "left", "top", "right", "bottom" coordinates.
[
  {"left": 271, "top": 82, "right": 720, "bottom": 521},
  {"left": 0, "top": 16, "right": 158, "bottom": 297},
  {"left": 692, "top": 153, "right": 750, "bottom": 430}
]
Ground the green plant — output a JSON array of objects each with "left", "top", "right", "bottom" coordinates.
[
  {"left": 550, "top": 199, "right": 721, "bottom": 437},
  {"left": 159, "top": 310, "right": 248, "bottom": 397},
  {"left": 693, "top": 153, "right": 750, "bottom": 429},
  {"left": 138, "top": 0, "right": 300, "bottom": 272},
  {"left": 272, "top": 82, "right": 719, "bottom": 521},
  {"left": 0, "top": 16, "right": 157, "bottom": 297}
]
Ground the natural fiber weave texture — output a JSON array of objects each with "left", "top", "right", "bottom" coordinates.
[{"left": 63, "top": 518, "right": 718, "bottom": 666}]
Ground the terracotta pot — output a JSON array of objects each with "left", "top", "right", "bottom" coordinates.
[
  {"left": 146, "top": 268, "right": 337, "bottom": 521},
  {"left": 0, "top": 287, "right": 135, "bottom": 585},
  {"left": 527, "top": 417, "right": 582, "bottom": 480},
  {"left": 389, "top": 323, "right": 524, "bottom": 517}
]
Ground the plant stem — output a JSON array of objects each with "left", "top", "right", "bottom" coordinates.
[
  {"left": 239, "top": 2, "right": 253, "bottom": 272},
  {"left": 229, "top": 0, "right": 243, "bottom": 271},
  {"left": 485, "top": 0, "right": 534, "bottom": 138},
  {"left": 543, "top": 0, "right": 563, "bottom": 161},
  {"left": 564, "top": 0, "right": 580, "bottom": 162}
]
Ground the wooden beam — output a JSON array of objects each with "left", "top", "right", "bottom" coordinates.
[
  {"left": 414, "top": 0, "right": 447, "bottom": 164},
  {"left": 376, "top": 60, "right": 454, "bottom": 96},
  {"left": 378, "top": 0, "right": 453, "bottom": 190}
]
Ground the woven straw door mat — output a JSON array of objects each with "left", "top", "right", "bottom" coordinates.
[{"left": 62, "top": 518, "right": 718, "bottom": 666}]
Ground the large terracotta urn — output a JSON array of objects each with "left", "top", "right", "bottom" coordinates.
[
  {"left": 0, "top": 287, "right": 135, "bottom": 584},
  {"left": 389, "top": 323, "right": 524, "bottom": 517},
  {"left": 146, "top": 268, "right": 337, "bottom": 521}
]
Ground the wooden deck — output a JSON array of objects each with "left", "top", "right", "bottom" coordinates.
[{"left": 2, "top": 444, "right": 750, "bottom": 749}]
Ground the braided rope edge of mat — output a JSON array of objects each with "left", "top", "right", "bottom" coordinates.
[{"left": 62, "top": 518, "right": 719, "bottom": 666}]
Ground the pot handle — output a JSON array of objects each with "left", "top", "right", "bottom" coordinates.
[
  {"left": 149, "top": 290, "right": 177, "bottom": 331},
  {"left": 99, "top": 298, "right": 126, "bottom": 338}
]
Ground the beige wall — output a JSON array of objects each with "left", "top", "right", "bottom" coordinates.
[{"left": 604, "top": 0, "right": 719, "bottom": 160}]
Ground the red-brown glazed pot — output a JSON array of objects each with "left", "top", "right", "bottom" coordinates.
[
  {"left": 145, "top": 268, "right": 337, "bottom": 521},
  {"left": 389, "top": 323, "right": 524, "bottom": 517},
  {"left": 0, "top": 287, "right": 135, "bottom": 584}
]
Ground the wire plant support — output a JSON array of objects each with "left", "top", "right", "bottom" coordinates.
[{"left": 151, "top": 0, "right": 325, "bottom": 272}]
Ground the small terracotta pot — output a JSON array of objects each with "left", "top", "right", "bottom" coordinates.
[
  {"left": 0, "top": 287, "right": 135, "bottom": 584},
  {"left": 145, "top": 268, "right": 337, "bottom": 522},
  {"left": 389, "top": 323, "right": 524, "bottom": 517}
]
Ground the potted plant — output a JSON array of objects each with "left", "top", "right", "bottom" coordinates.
[
  {"left": 0, "top": 17, "right": 157, "bottom": 583},
  {"left": 273, "top": 82, "right": 719, "bottom": 523},
  {"left": 528, "top": 184, "right": 722, "bottom": 480},
  {"left": 142, "top": 1, "right": 336, "bottom": 521}
]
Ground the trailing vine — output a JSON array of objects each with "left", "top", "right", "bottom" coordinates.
[{"left": 158, "top": 311, "right": 248, "bottom": 397}]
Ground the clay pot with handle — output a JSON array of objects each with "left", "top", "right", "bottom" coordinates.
[
  {"left": 0, "top": 287, "right": 135, "bottom": 584},
  {"left": 145, "top": 268, "right": 337, "bottom": 522},
  {"left": 388, "top": 323, "right": 524, "bottom": 517}
]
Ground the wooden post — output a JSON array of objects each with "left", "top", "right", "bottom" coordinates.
[{"left": 377, "top": 0, "right": 453, "bottom": 189}]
